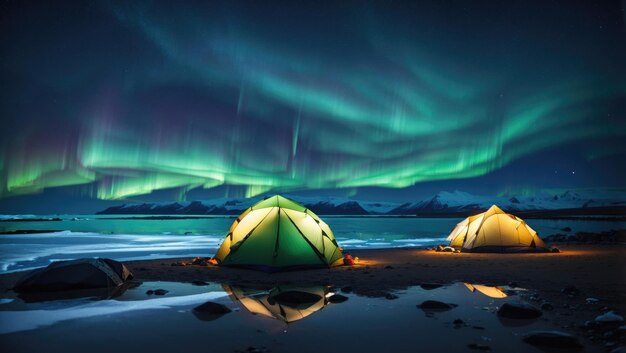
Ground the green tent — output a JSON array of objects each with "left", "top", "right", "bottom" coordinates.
[{"left": 213, "top": 195, "right": 343, "bottom": 271}]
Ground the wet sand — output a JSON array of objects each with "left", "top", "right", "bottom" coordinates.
[
  {"left": 3, "top": 244, "right": 623, "bottom": 310},
  {"left": 145, "top": 244, "right": 623, "bottom": 310},
  {"left": 1, "top": 243, "right": 624, "bottom": 352}
]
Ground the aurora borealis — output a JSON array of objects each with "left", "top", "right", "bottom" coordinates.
[{"left": 1, "top": 1, "right": 625, "bottom": 209}]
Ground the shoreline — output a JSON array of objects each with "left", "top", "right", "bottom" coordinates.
[
  {"left": 2, "top": 244, "right": 624, "bottom": 310},
  {"left": 1, "top": 243, "right": 624, "bottom": 351}
]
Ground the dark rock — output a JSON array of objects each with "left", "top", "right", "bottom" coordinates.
[
  {"left": 146, "top": 290, "right": 154, "bottom": 295},
  {"left": 328, "top": 294, "right": 349, "bottom": 303},
  {"left": 191, "top": 257, "right": 208, "bottom": 266},
  {"left": 596, "top": 311, "right": 625, "bottom": 324},
  {"left": 417, "top": 300, "right": 457, "bottom": 311},
  {"left": 551, "top": 247, "right": 561, "bottom": 253},
  {"left": 560, "top": 227, "right": 572, "bottom": 232},
  {"left": 191, "top": 280, "right": 209, "bottom": 286},
  {"left": 420, "top": 283, "right": 442, "bottom": 290},
  {"left": 497, "top": 301, "right": 542, "bottom": 319},
  {"left": 341, "top": 286, "right": 353, "bottom": 293},
  {"left": 472, "top": 326, "right": 485, "bottom": 330},
  {"left": 562, "top": 286, "right": 580, "bottom": 297},
  {"left": 467, "top": 343, "right": 491, "bottom": 351},
  {"left": 153, "top": 289, "right": 168, "bottom": 296},
  {"left": 385, "top": 293, "right": 399, "bottom": 300},
  {"left": 14, "top": 258, "right": 134, "bottom": 292},
  {"left": 193, "top": 301, "right": 232, "bottom": 321},
  {"left": 453, "top": 318, "right": 465, "bottom": 327},
  {"left": 435, "top": 245, "right": 444, "bottom": 252},
  {"left": 529, "top": 295, "right": 541, "bottom": 302},
  {"left": 235, "top": 346, "right": 270, "bottom": 353},
  {"left": 522, "top": 331, "right": 582, "bottom": 349},
  {"left": 384, "top": 265, "right": 393, "bottom": 269},
  {"left": 541, "top": 302, "right": 554, "bottom": 311}
]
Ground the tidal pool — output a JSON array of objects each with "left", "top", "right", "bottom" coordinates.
[{"left": 0, "top": 281, "right": 590, "bottom": 353}]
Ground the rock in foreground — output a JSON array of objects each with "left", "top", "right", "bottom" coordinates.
[
  {"left": 522, "top": 331, "right": 582, "bottom": 349},
  {"left": 14, "top": 258, "right": 133, "bottom": 292},
  {"left": 497, "top": 301, "right": 542, "bottom": 319},
  {"left": 193, "top": 302, "right": 232, "bottom": 321},
  {"left": 417, "top": 300, "right": 458, "bottom": 311},
  {"left": 595, "top": 311, "right": 625, "bottom": 324}
]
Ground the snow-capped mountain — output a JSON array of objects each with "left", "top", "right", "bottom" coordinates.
[
  {"left": 97, "top": 189, "right": 626, "bottom": 215},
  {"left": 97, "top": 195, "right": 401, "bottom": 215},
  {"left": 388, "top": 189, "right": 626, "bottom": 215}
]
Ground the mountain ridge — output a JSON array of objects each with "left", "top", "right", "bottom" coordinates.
[{"left": 96, "top": 189, "right": 626, "bottom": 216}]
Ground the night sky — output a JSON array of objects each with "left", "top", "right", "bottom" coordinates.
[{"left": 1, "top": 0, "right": 625, "bottom": 213}]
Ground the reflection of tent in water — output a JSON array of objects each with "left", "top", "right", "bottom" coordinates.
[
  {"left": 214, "top": 195, "right": 343, "bottom": 271},
  {"left": 447, "top": 205, "right": 549, "bottom": 253},
  {"left": 224, "top": 284, "right": 329, "bottom": 323},
  {"left": 464, "top": 283, "right": 508, "bottom": 298}
]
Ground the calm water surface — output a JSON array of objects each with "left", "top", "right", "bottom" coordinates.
[
  {"left": 0, "top": 215, "right": 623, "bottom": 273},
  {"left": 0, "top": 281, "right": 593, "bottom": 353}
]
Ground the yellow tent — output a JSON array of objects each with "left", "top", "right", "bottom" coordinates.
[
  {"left": 447, "top": 205, "right": 548, "bottom": 252},
  {"left": 224, "top": 284, "right": 328, "bottom": 323}
]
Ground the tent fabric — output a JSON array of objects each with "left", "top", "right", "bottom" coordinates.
[
  {"left": 446, "top": 205, "right": 548, "bottom": 253},
  {"left": 224, "top": 284, "right": 328, "bottom": 323},
  {"left": 14, "top": 258, "right": 134, "bottom": 292},
  {"left": 214, "top": 195, "right": 343, "bottom": 271}
]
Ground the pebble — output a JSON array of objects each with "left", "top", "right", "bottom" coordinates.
[
  {"left": 341, "top": 286, "right": 353, "bottom": 293},
  {"left": 586, "top": 297, "right": 600, "bottom": 304},
  {"left": 596, "top": 311, "right": 625, "bottom": 324},
  {"left": 522, "top": 330, "right": 582, "bottom": 349},
  {"left": 417, "top": 300, "right": 458, "bottom": 311},
  {"left": 562, "top": 286, "right": 580, "bottom": 297},
  {"left": 328, "top": 294, "right": 349, "bottom": 303},
  {"left": 497, "top": 301, "right": 542, "bottom": 319},
  {"left": 385, "top": 293, "right": 399, "bottom": 300}
]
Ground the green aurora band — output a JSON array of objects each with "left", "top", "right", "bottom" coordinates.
[{"left": 1, "top": 2, "right": 625, "bottom": 200}]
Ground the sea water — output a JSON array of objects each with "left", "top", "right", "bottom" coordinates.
[{"left": 0, "top": 215, "right": 623, "bottom": 273}]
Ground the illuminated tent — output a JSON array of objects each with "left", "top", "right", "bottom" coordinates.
[
  {"left": 213, "top": 195, "right": 343, "bottom": 271},
  {"left": 446, "top": 205, "right": 548, "bottom": 252},
  {"left": 224, "top": 284, "right": 328, "bottom": 323}
]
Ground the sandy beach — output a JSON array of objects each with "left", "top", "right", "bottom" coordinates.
[
  {"left": 3, "top": 243, "right": 624, "bottom": 315},
  {"left": 1, "top": 242, "right": 625, "bottom": 352}
]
